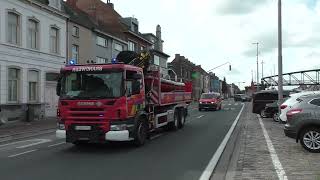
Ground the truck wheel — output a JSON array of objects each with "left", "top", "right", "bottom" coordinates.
[
  {"left": 178, "top": 109, "right": 186, "bottom": 129},
  {"left": 299, "top": 127, "right": 320, "bottom": 153},
  {"left": 167, "top": 110, "right": 179, "bottom": 131},
  {"left": 134, "top": 119, "right": 148, "bottom": 146}
]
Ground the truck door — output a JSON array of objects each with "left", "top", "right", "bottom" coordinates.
[{"left": 125, "top": 70, "right": 144, "bottom": 118}]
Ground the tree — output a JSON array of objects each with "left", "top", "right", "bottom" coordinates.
[{"left": 222, "top": 77, "right": 228, "bottom": 95}]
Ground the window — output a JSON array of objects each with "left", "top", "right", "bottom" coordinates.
[
  {"left": 310, "top": 98, "right": 320, "bottom": 106},
  {"left": 126, "top": 71, "right": 142, "bottom": 96},
  {"left": 7, "top": 12, "right": 20, "bottom": 45},
  {"left": 50, "top": 27, "right": 59, "bottom": 54},
  {"left": 72, "top": 26, "right": 79, "bottom": 37},
  {"left": 72, "top": 45, "right": 79, "bottom": 63},
  {"left": 27, "top": 19, "right": 39, "bottom": 49},
  {"left": 96, "top": 36, "right": 107, "bottom": 47},
  {"left": 141, "top": 46, "right": 145, "bottom": 51},
  {"left": 154, "top": 55, "right": 160, "bottom": 65},
  {"left": 28, "top": 70, "right": 39, "bottom": 102},
  {"left": 151, "top": 39, "right": 155, "bottom": 49},
  {"left": 132, "top": 23, "right": 138, "bottom": 33},
  {"left": 8, "top": 68, "right": 20, "bottom": 102},
  {"left": 96, "top": 57, "right": 108, "bottom": 64},
  {"left": 46, "top": 73, "right": 59, "bottom": 81},
  {"left": 51, "top": 0, "right": 60, "bottom": 9},
  {"left": 128, "top": 41, "right": 136, "bottom": 51},
  {"left": 115, "top": 43, "right": 123, "bottom": 52}
]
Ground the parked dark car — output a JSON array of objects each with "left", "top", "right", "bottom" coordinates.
[
  {"left": 234, "top": 94, "right": 243, "bottom": 102},
  {"left": 261, "top": 98, "right": 288, "bottom": 121},
  {"left": 284, "top": 93, "right": 320, "bottom": 153},
  {"left": 252, "top": 90, "right": 290, "bottom": 116}
]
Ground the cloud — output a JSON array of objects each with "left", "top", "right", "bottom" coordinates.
[
  {"left": 215, "top": 0, "right": 268, "bottom": 15},
  {"left": 106, "top": 0, "right": 320, "bottom": 89}
]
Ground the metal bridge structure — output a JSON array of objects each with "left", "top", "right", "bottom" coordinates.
[{"left": 261, "top": 69, "right": 320, "bottom": 86}]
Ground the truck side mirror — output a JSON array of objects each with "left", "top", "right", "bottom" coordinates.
[{"left": 56, "top": 77, "right": 61, "bottom": 96}]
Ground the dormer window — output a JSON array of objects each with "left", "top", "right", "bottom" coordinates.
[
  {"left": 132, "top": 23, "right": 138, "bottom": 33},
  {"left": 50, "top": 0, "right": 60, "bottom": 9}
]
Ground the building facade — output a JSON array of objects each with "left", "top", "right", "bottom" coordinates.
[
  {"left": 73, "top": 0, "right": 152, "bottom": 55},
  {"left": 64, "top": 0, "right": 128, "bottom": 65},
  {"left": 0, "top": 0, "right": 67, "bottom": 123}
]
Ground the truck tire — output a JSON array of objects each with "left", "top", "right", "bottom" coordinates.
[
  {"left": 167, "top": 110, "right": 179, "bottom": 131},
  {"left": 178, "top": 108, "right": 186, "bottom": 129},
  {"left": 133, "top": 118, "right": 148, "bottom": 146}
]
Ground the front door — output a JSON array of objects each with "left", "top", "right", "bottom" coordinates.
[{"left": 45, "top": 83, "right": 59, "bottom": 117}]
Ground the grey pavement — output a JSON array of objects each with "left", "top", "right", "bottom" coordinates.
[
  {"left": 214, "top": 102, "right": 320, "bottom": 180},
  {"left": 0, "top": 117, "right": 57, "bottom": 143},
  {"left": 0, "top": 100, "right": 243, "bottom": 180}
]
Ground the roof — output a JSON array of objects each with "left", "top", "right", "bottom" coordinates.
[
  {"left": 62, "top": 2, "right": 97, "bottom": 29},
  {"left": 150, "top": 49, "right": 170, "bottom": 58}
]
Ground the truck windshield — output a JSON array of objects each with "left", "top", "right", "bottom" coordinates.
[{"left": 60, "top": 71, "right": 123, "bottom": 99}]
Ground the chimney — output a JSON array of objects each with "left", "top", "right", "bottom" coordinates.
[
  {"left": 66, "top": 0, "right": 78, "bottom": 7},
  {"left": 175, "top": 54, "right": 180, "bottom": 59},
  {"left": 106, "top": 0, "right": 114, "bottom": 9},
  {"left": 156, "top": 25, "right": 163, "bottom": 52}
]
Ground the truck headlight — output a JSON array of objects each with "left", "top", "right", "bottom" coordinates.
[
  {"left": 110, "top": 124, "right": 127, "bottom": 131},
  {"left": 57, "top": 123, "right": 65, "bottom": 130}
]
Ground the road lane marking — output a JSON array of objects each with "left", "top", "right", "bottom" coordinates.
[
  {"left": 48, "top": 142, "right": 65, "bottom": 147},
  {"left": 231, "top": 108, "right": 235, "bottom": 110},
  {"left": 16, "top": 139, "right": 52, "bottom": 149},
  {"left": 0, "top": 139, "right": 40, "bottom": 148},
  {"left": 199, "top": 104, "right": 245, "bottom": 180},
  {"left": 8, "top": 149, "right": 37, "bottom": 158},
  {"left": 228, "top": 104, "right": 231, "bottom": 106},
  {"left": 150, "top": 134, "right": 164, "bottom": 140},
  {"left": 197, "top": 115, "right": 204, "bottom": 119},
  {"left": 235, "top": 103, "right": 238, "bottom": 106},
  {"left": 258, "top": 115, "right": 288, "bottom": 180}
]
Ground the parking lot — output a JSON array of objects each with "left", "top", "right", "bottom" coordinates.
[{"left": 216, "top": 103, "right": 320, "bottom": 180}]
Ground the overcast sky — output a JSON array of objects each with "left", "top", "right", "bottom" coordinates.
[{"left": 106, "top": 0, "right": 319, "bottom": 89}]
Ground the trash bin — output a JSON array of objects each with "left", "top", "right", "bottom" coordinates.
[{"left": 26, "top": 104, "right": 35, "bottom": 122}]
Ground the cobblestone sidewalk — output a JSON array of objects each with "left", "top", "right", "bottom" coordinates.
[{"left": 231, "top": 104, "right": 320, "bottom": 180}]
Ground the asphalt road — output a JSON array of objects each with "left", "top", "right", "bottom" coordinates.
[{"left": 0, "top": 100, "right": 244, "bottom": 180}]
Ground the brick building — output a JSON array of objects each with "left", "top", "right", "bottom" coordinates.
[{"left": 72, "top": 0, "right": 152, "bottom": 53}]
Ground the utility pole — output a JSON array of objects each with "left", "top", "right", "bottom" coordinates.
[
  {"left": 251, "top": 70, "right": 253, "bottom": 82},
  {"left": 252, "top": 42, "right": 259, "bottom": 91},
  {"left": 278, "top": 0, "right": 283, "bottom": 101},
  {"left": 261, "top": 60, "right": 264, "bottom": 78}
]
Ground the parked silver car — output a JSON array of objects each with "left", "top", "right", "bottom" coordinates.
[{"left": 284, "top": 93, "right": 320, "bottom": 153}]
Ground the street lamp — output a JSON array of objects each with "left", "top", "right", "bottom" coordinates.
[
  {"left": 252, "top": 42, "right": 259, "bottom": 91},
  {"left": 207, "top": 62, "right": 231, "bottom": 73}
]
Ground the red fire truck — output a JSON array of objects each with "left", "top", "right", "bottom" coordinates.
[{"left": 56, "top": 51, "right": 192, "bottom": 146}]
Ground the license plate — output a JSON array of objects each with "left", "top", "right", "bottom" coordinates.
[{"left": 75, "top": 126, "right": 91, "bottom": 131}]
